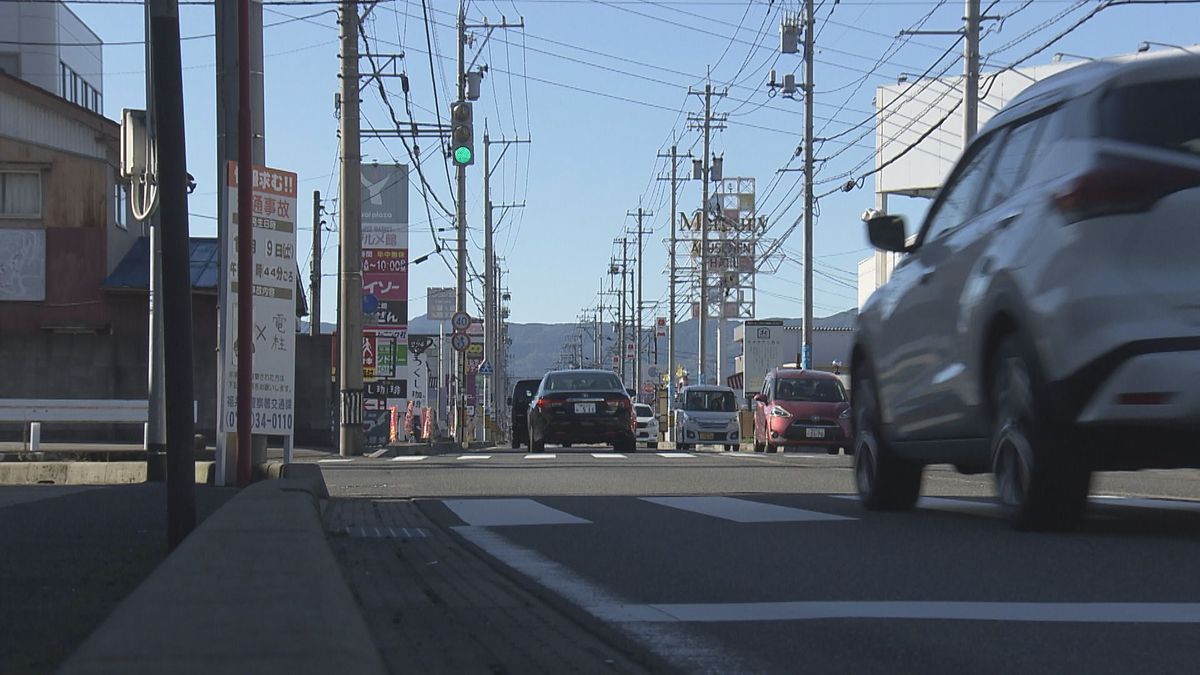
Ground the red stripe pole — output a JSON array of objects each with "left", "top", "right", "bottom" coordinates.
[{"left": 236, "top": 0, "right": 253, "bottom": 487}]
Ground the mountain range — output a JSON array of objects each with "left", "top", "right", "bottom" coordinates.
[{"left": 303, "top": 308, "right": 858, "bottom": 380}]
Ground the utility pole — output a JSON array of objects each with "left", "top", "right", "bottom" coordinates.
[
  {"left": 628, "top": 207, "right": 652, "bottom": 390},
  {"left": 310, "top": 190, "right": 321, "bottom": 336},
  {"left": 688, "top": 77, "right": 727, "bottom": 383},
  {"left": 147, "top": 0, "right": 195, "bottom": 547},
  {"left": 803, "top": 0, "right": 815, "bottom": 369},
  {"left": 657, "top": 145, "right": 690, "bottom": 406},
  {"left": 964, "top": 0, "right": 980, "bottom": 143},
  {"left": 455, "top": 3, "right": 524, "bottom": 444},
  {"left": 338, "top": 0, "right": 364, "bottom": 456},
  {"left": 483, "top": 129, "right": 527, "bottom": 438}
]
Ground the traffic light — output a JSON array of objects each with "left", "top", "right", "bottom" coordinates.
[{"left": 450, "top": 100, "right": 474, "bottom": 166}]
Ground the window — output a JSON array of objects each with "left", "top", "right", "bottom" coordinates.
[
  {"left": 1099, "top": 77, "right": 1200, "bottom": 157},
  {"left": 981, "top": 115, "right": 1047, "bottom": 210},
  {"left": 684, "top": 390, "right": 737, "bottom": 412},
  {"left": 544, "top": 372, "right": 623, "bottom": 392},
  {"left": 0, "top": 53, "right": 18, "bottom": 76},
  {"left": 0, "top": 172, "right": 42, "bottom": 218},
  {"left": 114, "top": 183, "right": 128, "bottom": 230},
  {"left": 774, "top": 378, "right": 847, "bottom": 403},
  {"left": 920, "top": 134, "right": 998, "bottom": 243}
]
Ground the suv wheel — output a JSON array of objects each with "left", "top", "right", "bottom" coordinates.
[
  {"left": 990, "top": 335, "right": 1090, "bottom": 530},
  {"left": 853, "top": 370, "right": 922, "bottom": 510}
]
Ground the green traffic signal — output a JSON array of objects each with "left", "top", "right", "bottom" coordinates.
[{"left": 454, "top": 146, "right": 473, "bottom": 165}]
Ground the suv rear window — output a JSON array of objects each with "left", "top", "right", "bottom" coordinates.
[
  {"left": 512, "top": 381, "right": 539, "bottom": 405},
  {"left": 1099, "top": 78, "right": 1200, "bottom": 156},
  {"left": 634, "top": 404, "right": 654, "bottom": 417},
  {"left": 683, "top": 390, "right": 737, "bottom": 412}
]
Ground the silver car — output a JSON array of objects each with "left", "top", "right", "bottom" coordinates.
[
  {"left": 674, "top": 386, "right": 741, "bottom": 452},
  {"left": 852, "top": 51, "right": 1200, "bottom": 531}
]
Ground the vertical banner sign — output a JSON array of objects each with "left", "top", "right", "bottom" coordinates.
[
  {"left": 219, "top": 163, "right": 298, "bottom": 435},
  {"left": 360, "top": 164, "right": 409, "bottom": 445},
  {"left": 655, "top": 317, "right": 667, "bottom": 337}
]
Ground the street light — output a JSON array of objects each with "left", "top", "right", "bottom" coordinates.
[
  {"left": 1052, "top": 52, "right": 1094, "bottom": 63},
  {"left": 1138, "top": 41, "right": 1195, "bottom": 55}
]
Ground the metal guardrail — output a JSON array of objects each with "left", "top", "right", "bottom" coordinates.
[{"left": 0, "top": 399, "right": 150, "bottom": 453}]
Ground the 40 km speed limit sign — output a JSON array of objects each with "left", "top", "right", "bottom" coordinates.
[
  {"left": 451, "top": 311, "right": 471, "bottom": 333},
  {"left": 451, "top": 333, "right": 471, "bottom": 353}
]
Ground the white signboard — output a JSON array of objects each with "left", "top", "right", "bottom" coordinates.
[
  {"left": 741, "top": 320, "right": 788, "bottom": 397},
  {"left": 219, "top": 162, "right": 298, "bottom": 435}
]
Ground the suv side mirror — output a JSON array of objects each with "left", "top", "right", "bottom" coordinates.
[
  {"left": 866, "top": 214, "right": 912, "bottom": 253},
  {"left": 505, "top": 396, "right": 512, "bottom": 406},
  {"left": 753, "top": 393, "right": 768, "bottom": 404}
]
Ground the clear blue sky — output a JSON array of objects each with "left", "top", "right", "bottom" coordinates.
[{"left": 73, "top": 0, "right": 1199, "bottom": 326}]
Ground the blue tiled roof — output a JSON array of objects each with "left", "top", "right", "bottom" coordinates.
[{"left": 103, "top": 237, "right": 220, "bottom": 291}]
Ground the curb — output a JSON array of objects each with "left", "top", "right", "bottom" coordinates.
[
  {"left": 59, "top": 473, "right": 385, "bottom": 675},
  {"left": 0, "top": 461, "right": 215, "bottom": 485}
]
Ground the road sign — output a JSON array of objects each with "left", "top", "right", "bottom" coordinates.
[
  {"left": 642, "top": 382, "right": 654, "bottom": 394},
  {"left": 451, "top": 333, "right": 471, "bottom": 353},
  {"left": 427, "top": 287, "right": 455, "bottom": 320},
  {"left": 362, "top": 293, "right": 380, "bottom": 314},
  {"left": 478, "top": 359, "right": 493, "bottom": 375},
  {"left": 451, "top": 311, "right": 471, "bottom": 332}
]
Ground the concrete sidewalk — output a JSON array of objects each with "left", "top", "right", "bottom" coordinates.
[{"left": 0, "top": 483, "right": 236, "bottom": 674}]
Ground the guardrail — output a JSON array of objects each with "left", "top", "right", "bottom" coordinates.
[{"left": 0, "top": 399, "right": 150, "bottom": 452}]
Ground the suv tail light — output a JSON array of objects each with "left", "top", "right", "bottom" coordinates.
[{"left": 1052, "top": 154, "right": 1200, "bottom": 223}]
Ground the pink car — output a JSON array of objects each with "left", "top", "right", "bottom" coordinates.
[{"left": 752, "top": 368, "right": 852, "bottom": 454}]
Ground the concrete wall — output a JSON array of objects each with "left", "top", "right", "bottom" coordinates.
[
  {"left": 0, "top": 1, "right": 102, "bottom": 107},
  {"left": 0, "top": 329, "right": 334, "bottom": 448}
]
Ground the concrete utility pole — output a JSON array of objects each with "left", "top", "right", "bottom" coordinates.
[
  {"left": 147, "top": 0, "right": 196, "bottom": 547},
  {"left": 628, "top": 207, "right": 652, "bottom": 389},
  {"left": 688, "top": 78, "right": 726, "bottom": 383},
  {"left": 618, "top": 239, "right": 628, "bottom": 384},
  {"left": 803, "top": 0, "right": 815, "bottom": 369},
  {"left": 657, "top": 145, "right": 690, "bottom": 406},
  {"left": 483, "top": 129, "right": 528, "bottom": 437},
  {"left": 310, "top": 190, "right": 321, "bottom": 337},
  {"left": 964, "top": 0, "right": 980, "bottom": 143},
  {"left": 338, "top": 0, "right": 364, "bottom": 456}
]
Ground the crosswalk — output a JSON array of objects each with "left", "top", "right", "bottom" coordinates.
[
  {"left": 317, "top": 450, "right": 831, "bottom": 464},
  {"left": 438, "top": 493, "right": 1200, "bottom": 528}
]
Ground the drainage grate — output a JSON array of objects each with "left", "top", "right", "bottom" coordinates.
[{"left": 344, "top": 526, "right": 431, "bottom": 539}]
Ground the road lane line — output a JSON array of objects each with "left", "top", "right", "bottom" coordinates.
[
  {"left": 458, "top": 455, "right": 493, "bottom": 460},
  {"left": 639, "top": 601, "right": 1200, "bottom": 623},
  {"left": 656, "top": 452, "right": 695, "bottom": 458},
  {"left": 442, "top": 498, "right": 590, "bottom": 526},
  {"left": 591, "top": 453, "right": 626, "bottom": 459},
  {"left": 390, "top": 455, "right": 428, "bottom": 462},
  {"left": 640, "top": 496, "right": 854, "bottom": 522},
  {"left": 525, "top": 454, "right": 557, "bottom": 459},
  {"left": 452, "top": 525, "right": 750, "bottom": 672},
  {"left": 1091, "top": 495, "right": 1200, "bottom": 513},
  {"left": 318, "top": 458, "right": 353, "bottom": 463}
]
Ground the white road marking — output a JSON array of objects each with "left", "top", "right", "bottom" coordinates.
[
  {"left": 641, "top": 496, "right": 854, "bottom": 522},
  {"left": 443, "top": 498, "right": 590, "bottom": 526},
  {"left": 719, "top": 453, "right": 761, "bottom": 458},
  {"left": 318, "top": 458, "right": 353, "bottom": 463},
  {"left": 1092, "top": 495, "right": 1200, "bottom": 513},
  {"left": 525, "top": 454, "right": 557, "bottom": 459},
  {"left": 458, "top": 454, "right": 493, "bottom": 460},
  {"left": 390, "top": 455, "right": 428, "bottom": 462},
  {"left": 453, "top": 526, "right": 748, "bottom": 672},
  {"left": 592, "top": 453, "right": 627, "bottom": 459},
  {"left": 629, "top": 601, "right": 1200, "bottom": 624},
  {"left": 656, "top": 452, "right": 695, "bottom": 458}
]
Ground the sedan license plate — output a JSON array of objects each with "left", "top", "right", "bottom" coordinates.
[
  {"left": 699, "top": 432, "right": 715, "bottom": 440},
  {"left": 805, "top": 427, "right": 826, "bottom": 439},
  {"left": 574, "top": 402, "right": 597, "bottom": 414}
]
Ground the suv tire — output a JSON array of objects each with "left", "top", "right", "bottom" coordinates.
[
  {"left": 990, "top": 335, "right": 1090, "bottom": 531},
  {"left": 853, "top": 367, "right": 922, "bottom": 510}
]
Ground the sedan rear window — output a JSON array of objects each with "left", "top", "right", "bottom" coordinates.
[
  {"left": 1099, "top": 78, "right": 1200, "bottom": 156},
  {"left": 544, "top": 372, "right": 624, "bottom": 392}
]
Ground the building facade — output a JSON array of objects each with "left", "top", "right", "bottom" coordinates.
[{"left": 0, "top": 0, "right": 103, "bottom": 114}]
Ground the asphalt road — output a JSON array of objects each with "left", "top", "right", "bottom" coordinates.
[{"left": 321, "top": 447, "right": 1200, "bottom": 674}]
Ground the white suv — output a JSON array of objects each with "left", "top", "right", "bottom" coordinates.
[{"left": 852, "top": 52, "right": 1200, "bottom": 530}]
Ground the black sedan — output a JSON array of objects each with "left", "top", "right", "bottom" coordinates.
[{"left": 527, "top": 370, "right": 637, "bottom": 453}]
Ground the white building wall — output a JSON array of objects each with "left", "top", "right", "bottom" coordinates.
[{"left": 0, "top": 1, "right": 103, "bottom": 112}]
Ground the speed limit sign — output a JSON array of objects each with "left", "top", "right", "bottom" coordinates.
[
  {"left": 451, "top": 333, "right": 471, "bottom": 353},
  {"left": 451, "top": 311, "right": 471, "bottom": 332}
]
